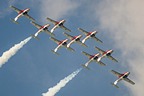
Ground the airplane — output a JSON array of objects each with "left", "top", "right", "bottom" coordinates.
[
  {"left": 50, "top": 37, "right": 75, "bottom": 55},
  {"left": 81, "top": 51, "right": 106, "bottom": 70},
  {"left": 30, "top": 21, "right": 55, "bottom": 39},
  {"left": 78, "top": 28, "right": 102, "bottom": 44},
  {"left": 95, "top": 46, "right": 118, "bottom": 62},
  {"left": 47, "top": 17, "right": 71, "bottom": 33},
  {"left": 111, "top": 70, "right": 135, "bottom": 88},
  {"left": 10, "top": 6, "right": 35, "bottom": 23},
  {"left": 63, "top": 32, "right": 87, "bottom": 47}
]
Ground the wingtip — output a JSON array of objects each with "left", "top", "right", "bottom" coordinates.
[
  {"left": 94, "top": 46, "right": 99, "bottom": 50},
  {"left": 110, "top": 70, "right": 114, "bottom": 73},
  {"left": 63, "top": 32, "right": 66, "bottom": 35},
  {"left": 100, "top": 41, "right": 103, "bottom": 43}
]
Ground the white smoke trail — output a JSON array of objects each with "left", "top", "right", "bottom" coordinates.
[
  {"left": 0, "top": 36, "right": 32, "bottom": 67},
  {"left": 42, "top": 68, "right": 82, "bottom": 96}
]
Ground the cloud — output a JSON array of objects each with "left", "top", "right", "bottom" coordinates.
[
  {"left": 95, "top": 0, "right": 144, "bottom": 96},
  {"left": 39, "top": 0, "right": 79, "bottom": 22},
  {"left": 0, "top": 0, "right": 17, "bottom": 18}
]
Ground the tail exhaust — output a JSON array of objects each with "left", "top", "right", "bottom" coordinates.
[
  {"left": 31, "top": 34, "right": 40, "bottom": 40},
  {"left": 81, "top": 64, "right": 90, "bottom": 70},
  {"left": 111, "top": 82, "right": 119, "bottom": 88}
]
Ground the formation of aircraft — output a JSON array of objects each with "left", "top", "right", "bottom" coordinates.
[
  {"left": 50, "top": 37, "right": 75, "bottom": 55},
  {"left": 10, "top": 5, "right": 135, "bottom": 89},
  {"left": 78, "top": 28, "right": 103, "bottom": 44},
  {"left": 81, "top": 51, "right": 106, "bottom": 70},
  {"left": 10, "top": 6, "right": 35, "bottom": 23},
  {"left": 111, "top": 70, "right": 135, "bottom": 88},
  {"left": 63, "top": 32, "right": 87, "bottom": 47},
  {"left": 31, "top": 21, "right": 55, "bottom": 39},
  {"left": 47, "top": 17, "right": 71, "bottom": 33}
]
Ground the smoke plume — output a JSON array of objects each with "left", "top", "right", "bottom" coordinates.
[
  {"left": 42, "top": 68, "right": 82, "bottom": 96},
  {"left": 0, "top": 36, "right": 32, "bottom": 67}
]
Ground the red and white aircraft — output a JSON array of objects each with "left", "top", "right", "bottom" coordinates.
[
  {"left": 10, "top": 6, "right": 35, "bottom": 23},
  {"left": 111, "top": 70, "right": 135, "bottom": 88},
  {"left": 50, "top": 37, "right": 75, "bottom": 55},
  {"left": 78, "top": 28, "right": 102, "bottom": 44},
  {"left": 82, "top": 51, "right": 106, "bottom": 70},
  {"left": 95, "top": 46, "right": 118, "bottom": 62},
  {"left": 63, "top": 32, "right": 87, "bottom": 47},
  {"left": 31, "top": 21, "right": 54, "bottom": 39},
  {"left": 47, "top": 17, "right": 71, "bottom": 33}
]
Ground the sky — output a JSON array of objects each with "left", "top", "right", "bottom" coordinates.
[{"left": 0, "top": 0, "right": 143, "bottom": 96}]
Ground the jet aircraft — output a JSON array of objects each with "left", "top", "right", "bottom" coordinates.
[
  {"left": 63, "top": 32, "right": 87, "bottom": 47},
  {"left": 10, "top": 6, "right": 35, "bottom": 23},
  {"left": 78, "top": 28, "right": 102, "bottom": 44},
  {"left": 47, "top": 17, "right": 71, "bottom": 33},
  {"left": 111, "top": 70, "right": 135, "bottom": 88}
]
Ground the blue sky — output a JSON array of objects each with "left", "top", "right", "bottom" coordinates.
[{"left": 0, "top": 0, "right": 141, "bottom": 96}]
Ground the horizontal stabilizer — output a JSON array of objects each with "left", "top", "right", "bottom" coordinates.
[
  {"left": 111, "top": 82, "right": 119, "bottom": 88},
  {"left": 81, "top": 64, "right": 90, "bottom": 70},
  {"left": 67, "top": 47, "right": 75, "bottom": 52},
  {"left": 31, "top": 34, "right": 40, "bottom": 40},
  {"left": 10, "top": 18, "right": 19, "bottom": 24},
  {"left": 51, "top": 50, "right": 59, "bottom": 55},
  {"left": 81, "top": 43, "right": 88, "bottom": 47}
]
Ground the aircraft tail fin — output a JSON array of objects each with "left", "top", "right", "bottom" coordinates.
[
  {"left": 81, "top": 64, "right": 90, "bottom": 70},
  {"left": 51, "top": 50, "right": 59, "bottom": 55},
  {"left": 111, "top": 82, "right": 119, "bottom": 88},
  {"left": 31, "top": 34, "right": 40, "bottom": 40},
  {"left": 10, "top": 18, "right": 19, "bottom": 24}
]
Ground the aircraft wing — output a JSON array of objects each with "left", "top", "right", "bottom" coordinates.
[
  {"left": 31, "top": 21, "right": 41, "bottom": 29},
  {"left": 63, "top": 32, "right": 73, "bottom": 40},
  {"left": 78, "top": 28, "right": 88, "bottom": 35},
  {"left": 24, "top": 14, "right": 35, "bottom": 21},
  {"left": 111, "top": 70, "right": 121, "bottom": 77},
  {"left": 93, "top": 36, "right": 103, "bottom": 43},
  {"left": 123, "top": 78, "right": 135, "bottom": 85},
  {"left": 50, "top": 37, "right": 60, "bottom": 44},
  {"left": 107, "top": 55, "right": 118, "bottom": 62},
  {"left": 82, "top": 51, "right": 92, "bottom": 58},
  {"left": 95, "top": 46, "right": 105, "bottom": 54},
  {"left": 47, "top": 17, "right": 57, "bottom": 25},
  {"left": 10, "top": 6, "right": 21, "bottom": 13},
  {"left": 60, "top": 25, "right": 71, "bottom": 32}
]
